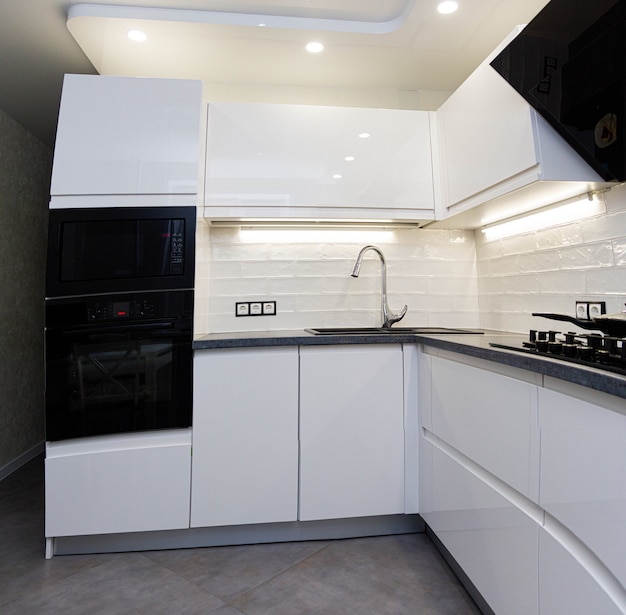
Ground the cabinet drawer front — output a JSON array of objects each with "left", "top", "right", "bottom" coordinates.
[
  {"left": 539, "top": 388, "right": 626, "bottom": 587},
  {"left": 429, "top": 356, "right": 539, "bottom": 501}
]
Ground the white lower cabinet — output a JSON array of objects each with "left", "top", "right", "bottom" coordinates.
[
  {"left": 45, "top": 429, "right": 192, "bottom": 537},
  {"left": 190, "top": 347, "right": 299, "bottom": 527},
  {"left": 421, "top": 441, "right": 539, "bottom": 615},
  {"left": 538, "top": 387, "right": 626, "bottom": 593},
  {"left": 299, "top": 344, "right": 405, "bottom": 521},
  {"left": 539, "top": 527, "right": 623, "bottom": 615}
]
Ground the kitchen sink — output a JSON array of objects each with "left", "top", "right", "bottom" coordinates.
[{"left": 306, "top": 327, "right": 483, "bottom": 335}]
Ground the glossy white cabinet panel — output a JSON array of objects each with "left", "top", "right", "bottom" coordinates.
[
  {"left": 190, "top": 347, "right": 299, "bottom": 527},
  {"left": 435, "top": 29, "right": 610, "bottom": 227},
  {"left": 45, "top": 429, "right": 192, "bottom": 537},
  {"left": 539, "top": 388, "right": 626, "bottom": 588},
  {"left": 539, "top": 528, "right": 623, "bottom": 615},
  {"left": 421, "top": 441, "right": 539, "bottom": 615},
  {"left": 299, "top": 345, "right": 405, "bottom": 521},
  {"left": 50, "top": 74, "right": 201, "bottom": 200},
  {"left": 429, "top": 356, "right": 540, "bottom": 501},
  {"left": 204, "top": 102, "right": 436, "bottom": 221}
]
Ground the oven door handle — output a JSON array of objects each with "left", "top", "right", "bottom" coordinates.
[{"left": 60, "top": 322, "right": 176, "bottom": 336}]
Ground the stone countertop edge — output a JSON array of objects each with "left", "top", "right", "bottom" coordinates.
[{"left": 193, "top": 329, "right": 626, "bottom": 401}]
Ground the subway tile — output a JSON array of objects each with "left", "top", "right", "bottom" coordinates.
[{"left": 558, "top": 243, "right": 614, "bottom": 270}]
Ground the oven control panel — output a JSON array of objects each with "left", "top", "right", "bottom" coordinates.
[{"left": 87, "top": 298, "right": 157, "bottom": 321}]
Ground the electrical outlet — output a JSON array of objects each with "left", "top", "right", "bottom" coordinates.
[
  {"left": 262, "top": 301, "right": 276, "bottom": 315},
  {"left": 575, "top": 301, "right": 589, "bottom": 319},
  {"left": 250, "top": 302, "right": 263, "bottom": 315},
  {"left": 236, "top": 302, "right": 249, "bottom": 317},
  {"left": 588, "top": 301, "right": 606, "bottom": 318}
]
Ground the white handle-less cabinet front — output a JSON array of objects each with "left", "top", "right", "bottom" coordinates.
[
  {"left": 204, "top": 102, "right": 436, "bottom": 221},
  {"left": 45, "top": 429, "right": 192, "bottom": 538},
  {"left": 434, "top": 28, "right": 610, "bottom": 228},
  {"left": 299, "top": 344, "right": 405, "bottom": 521},
  {"left": 190, "top": 347, "right": 299, "bottom": 528},
  {"left": 50, "top": 74, "right": 201, "bottom": 207}
]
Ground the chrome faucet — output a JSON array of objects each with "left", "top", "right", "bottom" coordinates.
[{"left": 351, "top": 245, "right": 408, "bottom": 329}]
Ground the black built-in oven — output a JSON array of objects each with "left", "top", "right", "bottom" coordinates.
[
  {"left": 45, "top": 290, "right": 193, "bottom": 441},
  {"left": 46, "top": 206, "right": 196, "bottom": 298},
  {"left": 44, "top": 206, "right": 196, "bottom": 441}
]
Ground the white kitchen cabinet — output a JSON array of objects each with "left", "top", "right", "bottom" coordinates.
[
  {"left": 190, "top": 347, "right": 299, "bottom": 528},
  {"left": 299, "top": 344, "right": 405, "bottom": 521},
  {"left": 428, "top": 354, "right": 540, "bottom": 501},
  {"left": 434, "top": 28, "right": 611, "bottom": 228},
  {"left": 50, "top": 74, "right": 201, "bottom": 207},
  {"left": 203, "top": 102, "right": 436, "bottom": 221},
  {"left": 45, "top": 429, "right": 192, "bottom": 538},
  {"left": 421, "top": 440, "right": 539, "bottom": 615},
  {"left": 539, "top": 528, "right": 623, "bottom": 615},
  {"left": 538, "top": 387, "right": 626, "bottom": 589}
]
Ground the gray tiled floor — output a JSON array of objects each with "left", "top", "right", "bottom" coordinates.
[{"left": 0, "top": 456, "right": 481, "bottom": 614}]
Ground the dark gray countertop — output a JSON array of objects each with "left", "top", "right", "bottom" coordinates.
[{"left": 194, "top": 329, "right": 626, "bottom": 400}]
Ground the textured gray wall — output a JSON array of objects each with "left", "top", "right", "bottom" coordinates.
[{"left": 0, "top": 107, "right": 52, "bottom": 470}]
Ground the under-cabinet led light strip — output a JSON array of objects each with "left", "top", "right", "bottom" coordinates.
[{"left": 481, "top": 190, "right": 609, "bottom": 241}]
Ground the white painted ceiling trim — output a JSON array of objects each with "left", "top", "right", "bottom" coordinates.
[{"left": 68, "top": 1, "right": 417, "bottom": 35}]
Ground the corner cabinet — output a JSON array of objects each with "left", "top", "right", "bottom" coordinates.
[
  {"left": 299, "top": 344, "right": 405, "bottom": 521},
  {"left": 203, "top": 102, "right": 436, "bottom": 222},
  {"left": 50, "top": 74, "right": 202, "bottom": 208},
  {"left": 434, "top": 28, "right": 612, "bottom": 228},
  {"left": 419, "top": 348, "right": 626, "bottom": 614}
]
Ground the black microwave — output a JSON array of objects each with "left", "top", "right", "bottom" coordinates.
[{"left": 46, "top": 206, "right": 196, "bottom": 298}]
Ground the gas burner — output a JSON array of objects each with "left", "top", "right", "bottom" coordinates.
[{"left": 490, "top": 330, "right": 626, "bottom": 377}]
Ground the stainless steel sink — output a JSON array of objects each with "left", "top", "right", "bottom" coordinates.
[{"left": 306, "top": 327, "right": 483, "bottom": 335}]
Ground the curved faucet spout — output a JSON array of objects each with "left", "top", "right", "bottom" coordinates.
[{"left": 351, "top": 245, "right": 408, "bottom": 328}]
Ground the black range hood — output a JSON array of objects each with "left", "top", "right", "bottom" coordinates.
[{"left": 491, "top": 0, "right": 625, "bottom": 182}]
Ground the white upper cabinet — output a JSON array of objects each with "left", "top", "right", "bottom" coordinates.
[
  {"left": 434, "top": 28, "right": 614, "bottom": 228},
  {"left": 203, "top": 102, "right": 436, "bottom": 222},
  {"left": 50, "top": 75, "right": 202, "bottom": 207}
]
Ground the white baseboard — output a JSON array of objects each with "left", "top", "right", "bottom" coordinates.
[{"left": 0, "top": 441, "right": 45, "bottom": 481}]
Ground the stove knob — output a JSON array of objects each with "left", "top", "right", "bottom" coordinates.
[
  {"left": 529, "top": 330, "right": 538, "bottom": 343},
  {"left": 586, "top": 334, "right": 604, "bottom": 350},
  {"left": 548, "top": 331, "right": 559, "bottom": 342},
  {"left": 564, "top": 332, "right": 578, "bottom": 345}
]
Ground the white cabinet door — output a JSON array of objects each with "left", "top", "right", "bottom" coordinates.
[
  {"left": 429, "top": 356, "right": 540, "bottom": 501},
  {"left": 299, "top": 345, "right": 405, "bottom": 521},
  {"left": 539, "top": 528, "right": 623, "bottom": 615},
  {"left": 435, "top": 29, "right": 608, "bottom": 227},
  {"left": 204, "top": 102, "right": 436, "bottom": 221},
  {"left": 45, "top": 429, "right": 192, "bottom": 537},
  {"left": 421, "top": 441, "right": 539, "bottom": 615},
  {"left": 539, "top": 388, "right": 626, "bottom": 589},
  {"left": 50, "top": 74, "right": 201, "bottom": 204},
  {"left": 190, "top": 347, "right": 299, "bottom": 528}
]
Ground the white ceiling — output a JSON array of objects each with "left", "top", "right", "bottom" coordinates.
[{"left": 0, "top": 0, "right": 549, "bottom": 146}]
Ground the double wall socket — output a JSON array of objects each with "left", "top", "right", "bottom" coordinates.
[
  {"left": 236, "top": 301, "right": 276, "bottom": 317},
  {"left": 575, "top": 301, "right": 606, "bottom": 320}
]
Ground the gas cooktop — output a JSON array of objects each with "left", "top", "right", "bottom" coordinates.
[{"left": 490, "top": 330, "right": 626, "bottom": 377}]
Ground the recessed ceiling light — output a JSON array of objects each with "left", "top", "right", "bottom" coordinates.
[
  {"left": 333, "top": 174, "right": 343, "bottom": 179},
  {"left": 437, "top": 1, "right": 458, "bottom": 15},
  {"left": 127, "top": 29, "right": 147, "bottom": 42},
  {"left": 306, "top": 41, "right": 324, "bottom": 53},
  {"left": 344, "top": 156, "right": 355, "bottom": 162},
  {"left": 358, "top": 133, "right": 371, "bottom": 139}
]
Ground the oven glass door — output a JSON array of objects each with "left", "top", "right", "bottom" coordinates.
[{"left": 45, "top": 321, "right": 192, "bottom": 441}]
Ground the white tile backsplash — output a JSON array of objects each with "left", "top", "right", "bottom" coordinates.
[
  {"left": 196, "top": 184, "right": 626, "bottom": 336},
  {"left": 476, "top": 183, "right": 626, "bottom": 333},
  {"left": 195, "top": 225, "right": 479, "bottom": 334}
]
